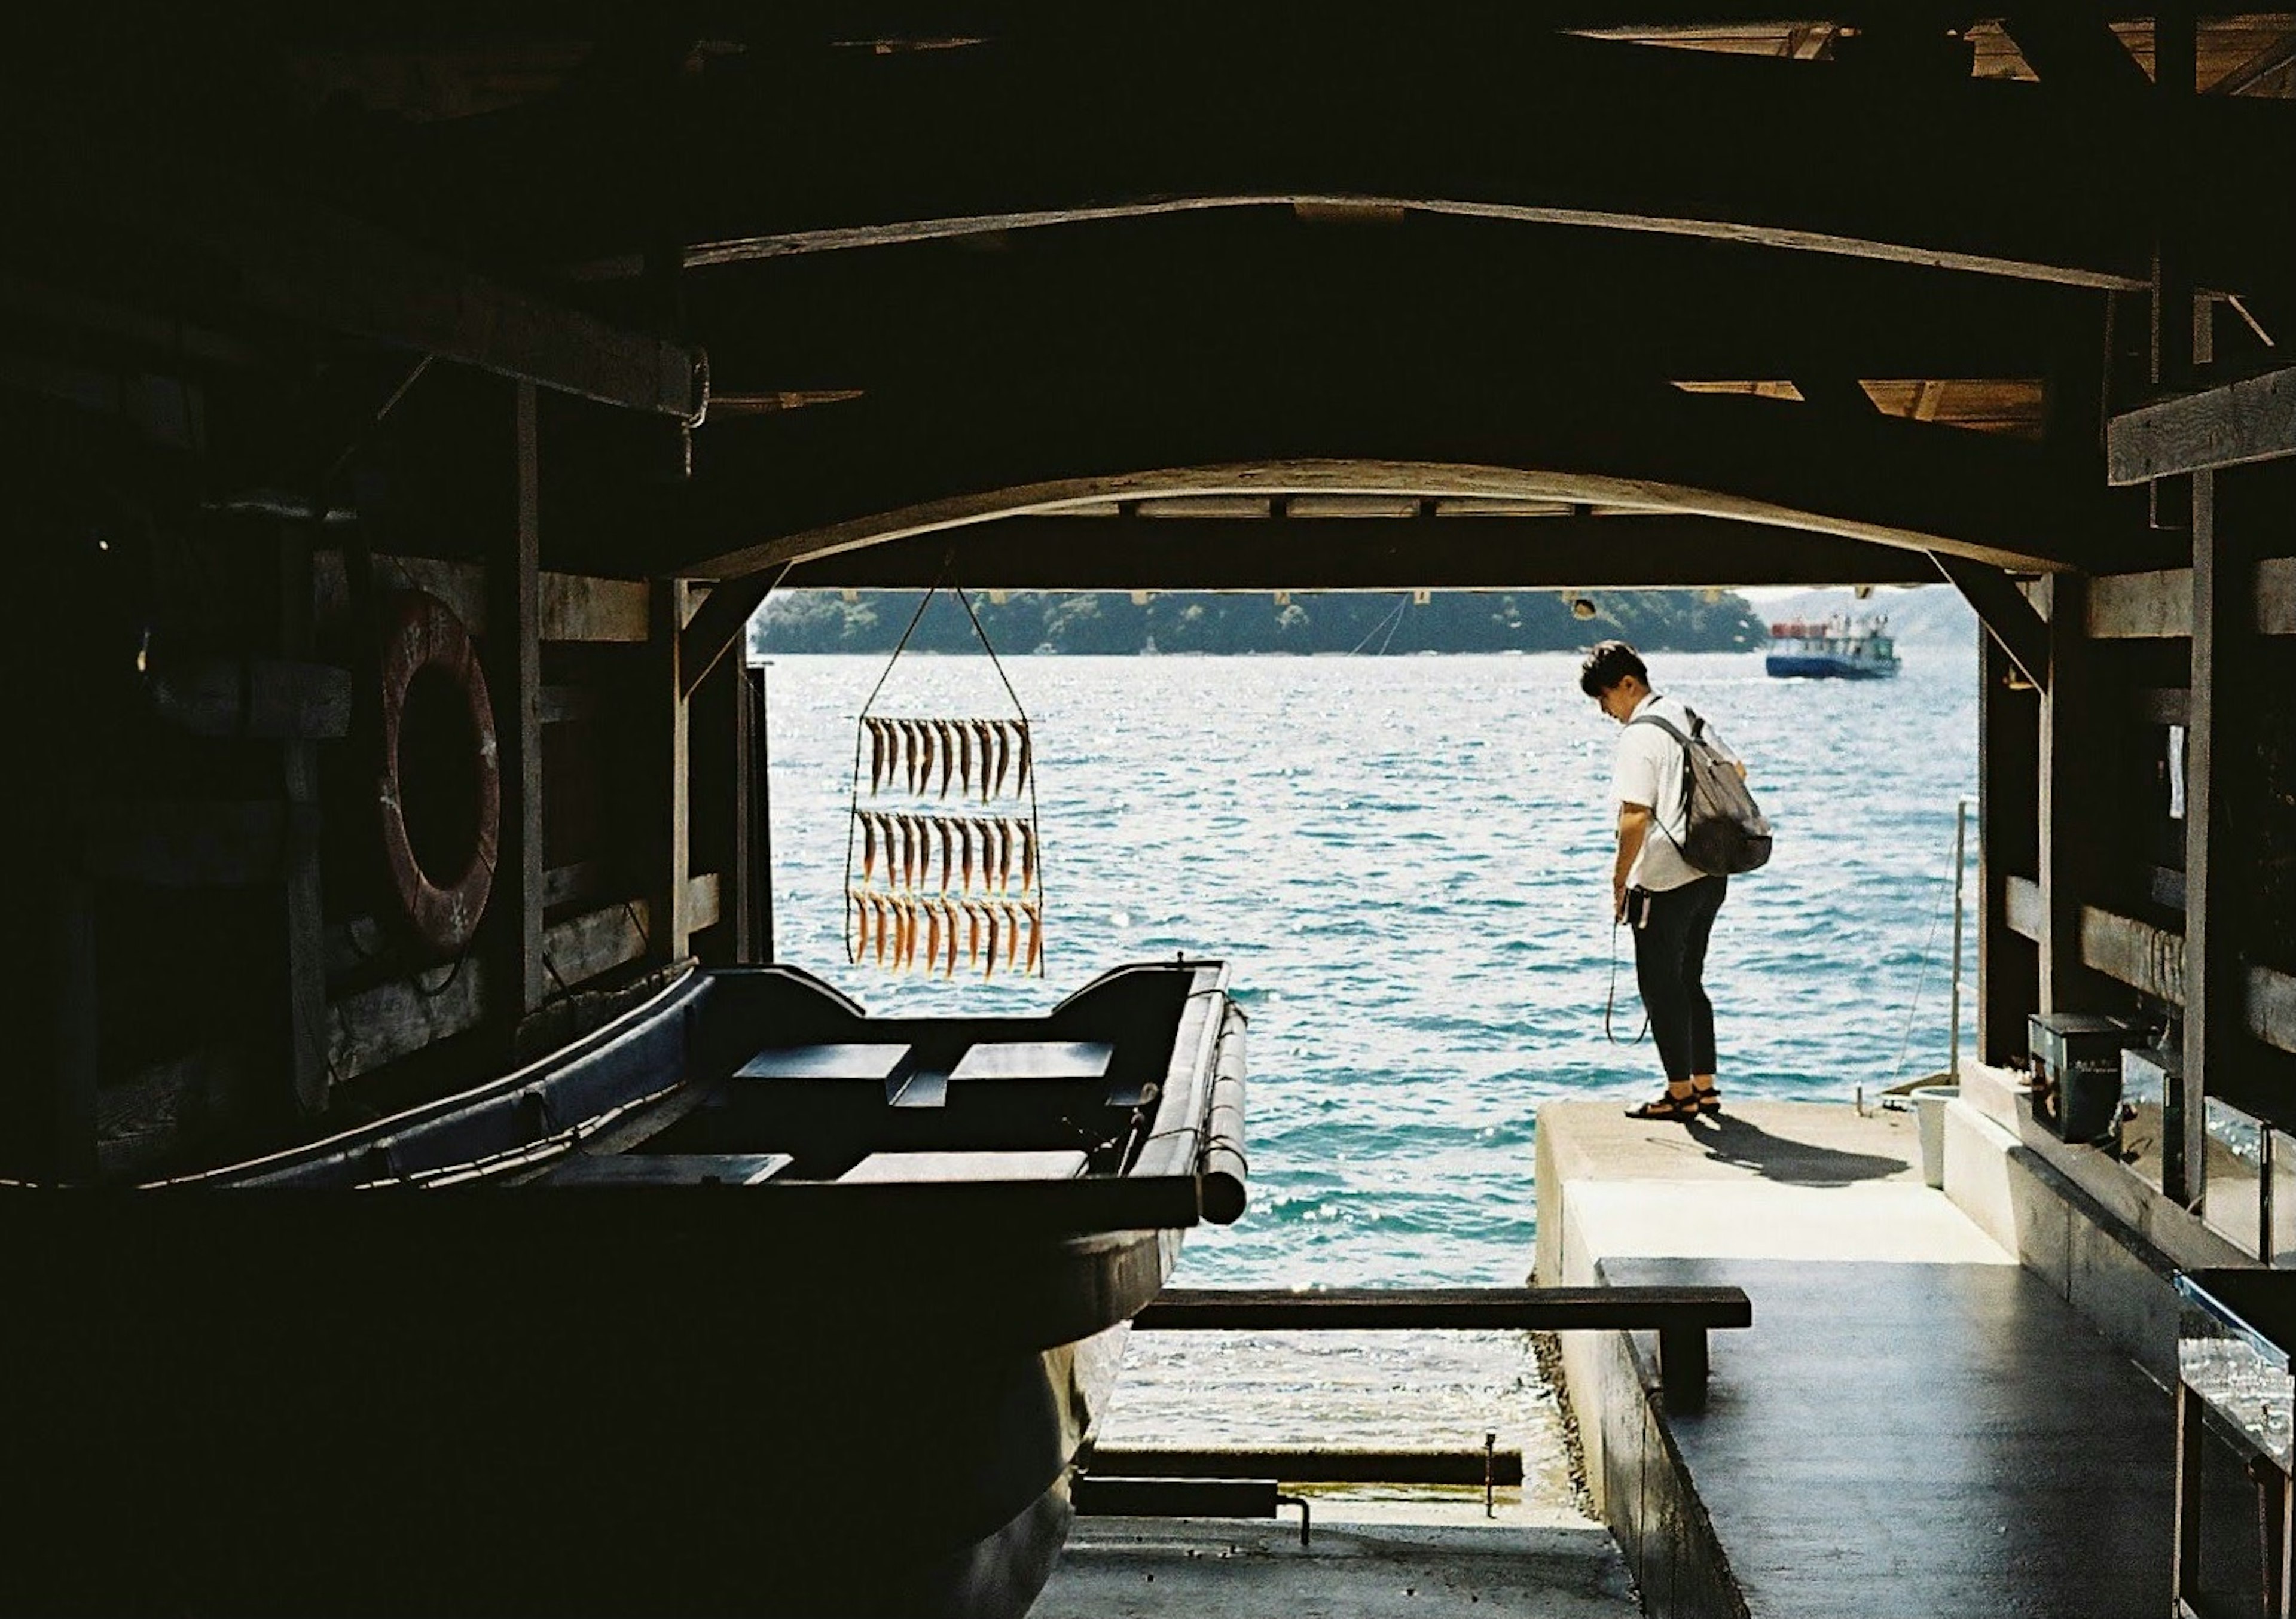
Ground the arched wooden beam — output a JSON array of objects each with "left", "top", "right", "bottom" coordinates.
[
  {"left": 400, "top": 22, "right": 2291, "bottom": 294},
  {"left": 685, "top": 214, "right": 2094, "bottom": 394},
  {"left": 647, "top": 373, "right": 2163, "bottom": 688},
  {"left": 777, "top": 514, "right": 1947, "bottom": 591}
]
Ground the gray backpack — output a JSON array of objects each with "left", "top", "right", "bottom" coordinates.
[{"left": 1628, "top": 708, "right": 1772, "bottom": 876}]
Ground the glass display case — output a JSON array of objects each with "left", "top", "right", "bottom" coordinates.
[{"left": 2176, "top": 1270, "right": 2296, "bottom": 1616}]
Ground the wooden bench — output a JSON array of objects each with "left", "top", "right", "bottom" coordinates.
[{"left": 1134, "top": 1285, "right": 1752, "bottom": 1413}]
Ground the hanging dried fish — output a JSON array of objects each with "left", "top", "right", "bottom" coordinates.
[
  {"left": 942, "top": 899, "right": 960, "bottom": 977},
  {"left": 958, "top": 818, "right": 976, "bottom": 893},
  {"left": 957, "top": 720, "right": 974, "bottom": 797},
  {"left": 862, "top": 719, "right": 880, "bottom": 794},
  {"left": 1003, "top": 817, "right": 1021, "bottom": 891},
  {"left": 982, "top": 903, "right": 1000, "bottom": 979},
  {"left": 973, "top": 720, "right": 996, "bottom": 803},
  {"left": 1016, "top": 721, "right": 1033, "bottom": 795},
  {"left": 936, "top": 818, "right": 957, "bottom": 893},
  {"left": 919, "top": 721, "right": 938, "bottom": 794},
  {"left": 1001, "top": 899, "right": 1023, "bottom": 970},
  {"left": 991, "top": 721, "right": 1012, "bottom": 798},
  {"left": 922, "top": 900, "right": 941, "bottom": 977},
  {"left": 904, "top": 813, "right": 926, "bottom": 889},
  {"left": 859, "top": 812, "right": 880, "bottom": 886},
  {"left": 870, "top": 895, "right": 893, "bottom": 966},
  {"left": 936, "top": 720, "right": 957, "bottom": 797},
  {"left": 1016, "top": 820, "right": 1036, "bottom": 892},
  {"left": 849, "top": 888, "right": 869, "bottom": 962},
  {"left": 1025, "top": 901, "right": 1044, "bottom": 975}
]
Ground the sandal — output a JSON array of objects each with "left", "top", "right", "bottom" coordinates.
[
  {"left": 1692, "top": 1084, "right": 1722, "bottom": 1115},
  {"left": 1625, "top": 1090, "right": 1700, "bottom": 1122}
]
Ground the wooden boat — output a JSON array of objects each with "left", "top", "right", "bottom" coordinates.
[{"left": 2, "top": 958, "right": 1245, "bottom": 1619}]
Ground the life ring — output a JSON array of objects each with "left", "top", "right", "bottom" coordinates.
[{"left": 375, "top": 590, "right": 499, "bottom": 956}]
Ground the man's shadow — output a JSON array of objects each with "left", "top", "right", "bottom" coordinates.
[{"left": 1684, "top": 1113, "right": 1910, "bottom": 1188}]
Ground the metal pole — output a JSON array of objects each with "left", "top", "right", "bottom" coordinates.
[{"left": 1950, "top": 798, "right": 1968, "bottom": 1079}]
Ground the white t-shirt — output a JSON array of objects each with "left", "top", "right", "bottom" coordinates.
[{"left": 1612, "top": 693, "right": 1740, "bottom": 892}]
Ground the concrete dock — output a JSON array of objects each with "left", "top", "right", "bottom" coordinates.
[{"left": 1534, "top": 1097, "right": 2242, "bottom": 1618}]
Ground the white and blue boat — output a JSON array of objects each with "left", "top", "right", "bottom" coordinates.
[{"left": 1765, "top": 615, "right": 1902, "bottom": 680}]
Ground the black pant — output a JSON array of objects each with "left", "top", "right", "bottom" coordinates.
[{"left": 1631, "top": 876, "right": 1727, "bottom": 1084}]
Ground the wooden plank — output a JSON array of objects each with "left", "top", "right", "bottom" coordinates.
[
  {"left": 144, "top": 657, "right": 351, "bottom": 740},
  {"left": 747, "top": 665, "right": 775, "bottom": 961},
  {"left": 540, "top": 572, "right": 649, "bottom": 643},
  {"left": 277, "top": 526, "right": 329, "bottom": 1117},
  {"left": 541, "top": 860, "right": 608, "bottom": 912},
  {"left": 2087, "top": 559, "right": 2296, "bottom": 636},
  {"left": 325, "top": 895, "right": 665, "bottom": 1082},
  {"left": 2037, "top": 573, "right": 2099, "bottom": 1013},
  {"left": 2108, "top": 366, "right": 2296, "bottom": 486},
  {"left": 1135, "top": 1286, "right": 1751, "bottom": 1331},
  {"left": 656, "top": 582, "right": 694, "bottom": 962},
  {"left": 1085, "top": 1447, "right": 1525, "bottom": 1487},
  {"left": 2003, "top": 3, "right": 2152, "bottom": 93},
  {"left": 94, "top": 1046, "right": 252, "bottom": 1183},
  {"left": 491, "top": 381, "right": 546, "bottom": 1020},
  {"left": 2184, "top": 468, "right": 2240, "bottom": 1207},
  {"left": 2001, "top": 880, "right": 2296, "bottom": 1062},
  {"left": 1980, "top": 634, "right": 2042, "bottom": 1065},
  {"left": 82, "top": 800, "right": 317, "bottom": 887},
  {"left": 315, "top": 551, "right": 487, "bottom": 635}
]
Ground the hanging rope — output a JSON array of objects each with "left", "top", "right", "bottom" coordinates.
[{"left": 1888, "top": 815, "right": 1965, "bottom": 1085}]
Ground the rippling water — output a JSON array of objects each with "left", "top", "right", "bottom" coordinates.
[{"left": 762, "top": 648, "right": 1977, "bottom": 1480}]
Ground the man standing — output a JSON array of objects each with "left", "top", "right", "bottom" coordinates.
[{"left": 1580, "top": 641, "right": 1740, "bottom": 1121}]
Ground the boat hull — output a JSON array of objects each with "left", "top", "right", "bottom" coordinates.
[
  {"left": 2, "top": 959, "right": 1236, "bottom": 1618},
  {"left": 1765, "top": 652, "right": 1900, "bottom": 679}
]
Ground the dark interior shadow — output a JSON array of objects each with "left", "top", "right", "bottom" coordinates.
[{"left": 1688, "top": 1112, "right": 1910, "bottom": 1187}]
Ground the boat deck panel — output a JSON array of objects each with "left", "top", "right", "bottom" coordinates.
[
  {"left": 538, "top": 1152, "right": 794, "bottom": 1186},
  {"left": 949, "top": 1041, "right": 1116, "bottom": 1082},
  {"left": 735, "top": 1042, "right": 914, "bottom": 1081},
  {"left": 840, "top": 1148, "right": 1091, "bottom": 1183}
]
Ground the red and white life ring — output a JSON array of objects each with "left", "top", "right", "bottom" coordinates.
[{"left": 374, "top": 590, "right": 499, "bottom": 956}]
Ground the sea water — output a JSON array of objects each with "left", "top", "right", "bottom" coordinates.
[{"left": 762, "top": 648, "right": 1977, "bottom": 1498}]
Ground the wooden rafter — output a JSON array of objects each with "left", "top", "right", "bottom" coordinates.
[{"left": 365, "top": 25, "right": 2292, "bottom": 295}]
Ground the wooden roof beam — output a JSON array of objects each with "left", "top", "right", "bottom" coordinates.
[
  {"left": 647, "top": 371, "right": 2166, "bottom": 688},
  {"left": 404, "top": 26, "right": 2294, "bottom": 295},
  {"left": 773, "top": 513, "right": 1946, "bottom": 591}
]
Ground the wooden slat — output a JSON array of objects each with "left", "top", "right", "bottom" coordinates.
[
  {"left": 1136, "top": 1286, "right": 1751, "bottom": 1331},
  {"left": 2108, "top": 366, "right": 2296, "bottom": 486},
  {"left": 540, "top": 572, "right": 649, "bottom": 643},
  {"left": 492, "top": 381, "right": 546, "bottom": 1020},
  {"left": 2086, "top": 558, "right": 2296, "bottom": 637},
  {"left": 2005, "top": 872, "right": 2046, "bottom": 942},
  {"left": 656, "top": 583, "right": 694, "bottom": 961},
  {"left": 277, "top": 527, "right": 329, "bottom": 1117},
  {"left": 81, "top": 801, "right": 316, "bottom": 887},
  {"left": 2002, "top": 878, "right": 2296, "bottom": 1060},
  {"left": 1979, "top": 632, "right": 2041, "bottom": 1065},
  {"left": 2037, "top": 574, "right": 2095, "bottom": 1011},
  {"left": 2184, "top": 467, "right": 2240, "bottom": 1205}
]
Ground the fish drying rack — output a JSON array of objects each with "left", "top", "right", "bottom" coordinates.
[{"left": 842, "top": 587, "right": 1045, "bottom": 978}]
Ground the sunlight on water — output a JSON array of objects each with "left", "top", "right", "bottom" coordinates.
[{"left": 762, "top": 647, "right": 1977, "bottom": 1477}]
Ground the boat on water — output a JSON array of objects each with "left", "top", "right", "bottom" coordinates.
[
  {"left": 1764, "top": 614, "right": 1902, "bottom": 679},
  {"left": 7, "top": 957, "right": 1245, "bottom": 1619}
]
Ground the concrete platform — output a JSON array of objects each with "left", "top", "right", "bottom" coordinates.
[
  {"left": 1037, "top": 1507, "right": 1638, "bottom": 1618},
  {"left": 1534, "top": 1100, "right": 2254, "bottom": 1618}
]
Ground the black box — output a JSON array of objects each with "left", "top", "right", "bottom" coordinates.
[{"left": 2028, "top": 1012, "right": 2139, "bottom": 1142}]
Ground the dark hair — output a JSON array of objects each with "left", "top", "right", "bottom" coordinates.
[{"left": 1578, "top": 641, "right": 1648, "bottom": 698}]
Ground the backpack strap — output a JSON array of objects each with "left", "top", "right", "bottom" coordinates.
[{"left": 1625, "top": 710, "right": 1697, "bottom": 852}]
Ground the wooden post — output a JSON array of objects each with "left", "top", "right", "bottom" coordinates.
[
  {"left": 277, "top": 526, "right": 329, "bottom": 1115},
  {"left": 729, "top": 657, "right": 759, "bottom": 964},
  {"left": 1977, "top": 628, "right": 2041, "bottom": 1065},
  {"left": 488, "top": 381, "right": 546, "bottom": 1021},
  {"left": 747, "top": 663, "right": 775, "bottom": 962},
  {"left": 2182, "top": 467, "right": 2240, "bottom": 1211},
  {"left": 654, "top": 578, "right": 694, "bottom": 964},
  {"left": 2037, "top": 572, "right": 2099, "bottom": 1015}
]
